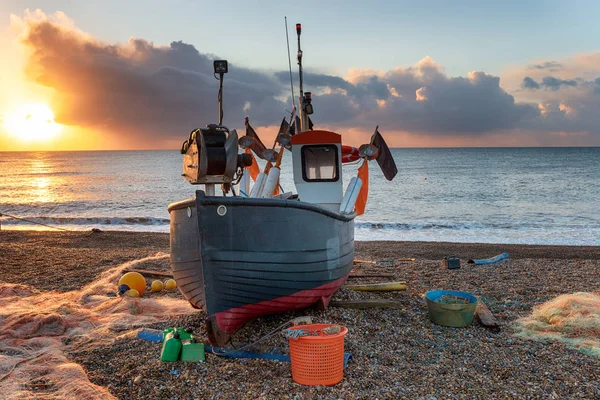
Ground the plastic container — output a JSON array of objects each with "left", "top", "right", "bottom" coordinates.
[
  {"left": 339, "top": 177, "right": 362, "bottom": 214},
  {"left": 260, "top": 167, "right": 280, "bottom": 198},
  {"left": 181, "top": 339, "right": 205, "bottom": 362},
  {"left": 163, "top": 327, "right": 193, "bottom": 341},
  {"left": 287, "top": 323, "right": 348, "bottom": 386},
  {"left": 425, "top": 290, "right": 477, "bottom": 327},
  {"left": 161, "top": 331, "right": 182, "bottom": 362}
]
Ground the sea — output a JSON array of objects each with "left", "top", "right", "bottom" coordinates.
[{"left": 1, "top": 148, "right": 599, "bottom": 245}]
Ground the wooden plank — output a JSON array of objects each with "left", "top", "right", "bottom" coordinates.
[
  {"left": 329, "top": 299, "right": 404, "bottom": 309},
  {"left": 344, "top": 281, "right": 408, "bottom": 292},
  {"left": 124, "top": 268, "right": 174, "bottom": 279},
  {"left": 348, "top": 273, "right": 395, "bottom": 279},
  {"left": 353, "top": 259, "right": 377, "bottom": 264},
  {"left": 475, "top": 300, "right": 500, "bottom": 329},
  {"left": 353, "top": 258, "right": 415, "bottom": 264}
]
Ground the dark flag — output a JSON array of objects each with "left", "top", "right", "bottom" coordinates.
[
  {"left": 308, "top": 116, "right": 314, "bottom": 131},
  {"left": 371, "top": 126, "right": 397, "bottom": 181},
  {"left": 245, "top": 117, "right": 277, "bottom": 161},
  {"left": 278, "top": 117, "right": 290, "bottom": 136}
]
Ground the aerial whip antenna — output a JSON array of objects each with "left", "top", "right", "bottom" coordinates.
[{"left": 285, "top": 17, "right": 296, "bottom": 112}]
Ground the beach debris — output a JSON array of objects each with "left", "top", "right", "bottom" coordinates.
[
  {"left": 151, "top": 280, "right": 164, "bottom": 292},
  {"left": 329, "top": 299, "right": 404, "bottom": 309},
  {"left": 133, "top": 375, "right": 143, "bottom": 384},
  {"left": 344, "top": 281, "right": 408, "bottom": 292},
  {"left": 475, "top": 299, "right": 500, "bottom": 330},
  {"left": 164, "top": 279, "right": 177, "bottom": 290},
  {"left": 118, "top": 271, "right": 147, "bottom": 296},
  {"left": 442, "top": 256, "right": 461, "bottom": 269},
  {"left": 514, "top": 292, "right": 600, "bottom": 357},
  {"left": 468, "top": 252, "right": 510, "bottom": 265}
]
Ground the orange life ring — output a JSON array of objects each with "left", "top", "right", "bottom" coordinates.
[{"left": 341, "top": 145, "right": 360, "bottom": 163}]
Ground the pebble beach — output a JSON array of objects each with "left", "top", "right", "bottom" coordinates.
[{"left": 1, "top": 230, "right": 599, "bottom": 399}]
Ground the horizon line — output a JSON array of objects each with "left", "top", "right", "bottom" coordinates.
[{"left": 2, "top": 145, "right": 600, "bottom": 153}]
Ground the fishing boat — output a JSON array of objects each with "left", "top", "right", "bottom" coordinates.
[{"left": 169, "top": 23, "right": 397, "bottom": 346}]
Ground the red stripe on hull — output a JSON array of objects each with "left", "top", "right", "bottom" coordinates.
[{"left": 213, "top": 275, "right": 349, "bottom": 334}]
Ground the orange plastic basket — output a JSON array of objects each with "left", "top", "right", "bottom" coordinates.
[{"left": 287, "top": 323, "right": 348, "bottom": 386}]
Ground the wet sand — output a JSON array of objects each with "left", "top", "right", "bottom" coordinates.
[{"left": 1, "top": 230, "right": 599, "bottom": 399}]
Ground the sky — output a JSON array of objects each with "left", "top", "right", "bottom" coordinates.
[{"left": 1, "top": 1, "right": 599, "bottom": 150}]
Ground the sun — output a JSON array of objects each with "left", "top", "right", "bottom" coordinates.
[{"left": 2, "top": 104, "right": 63, "bottom": 141}]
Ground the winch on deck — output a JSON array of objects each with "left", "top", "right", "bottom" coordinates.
[
  {"left": 179, "top": 59, "right": 252, "bottom": 189},
  {"left": 180, "top": 124, "right": 251, "bottom": 185}
]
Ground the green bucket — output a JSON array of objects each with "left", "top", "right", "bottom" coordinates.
[{"left": 425, "top": 290, "right": 477, "bottom": 328}]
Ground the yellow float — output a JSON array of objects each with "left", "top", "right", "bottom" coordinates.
[
  {"left": 164, "top": 279, "right": 177, "bottom": 290},
  {"left": 124, "top": 289, "right": 140, "bottom": 297},
  {"left": 118, "top": 272, "right": 146, "bottom": 296},
  {"left": 151, "top": 280, "right": 164, "bottom": 292}
]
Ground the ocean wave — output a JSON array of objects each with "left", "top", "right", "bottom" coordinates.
[
  {"left": 355, "top": 220, "right": 600, "bottom": 231},
  {"left": 0, "top": 216, "right": 170, "bottom": 226}
]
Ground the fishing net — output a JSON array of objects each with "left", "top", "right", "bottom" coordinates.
[
  {"left": 514, "top": 292, "right": 600, "bottom": 357},
  {"left": 0, "top": 253, "right": 196, "bottom": 399}
]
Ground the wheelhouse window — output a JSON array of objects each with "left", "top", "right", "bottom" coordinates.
[{"left": 301, "top": 145, "right": 339, "bottom": 182}]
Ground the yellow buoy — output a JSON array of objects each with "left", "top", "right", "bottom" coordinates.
[
  {"left": 164, "top": 279, "right": 177, "bottom": 290},
  {"left": 151, "top": 280, "right": 163, "bottom": 292},
  {"left": 118, "top": 272, "right": 146, "bottom": 296},
  {"left": 124, "top": 289, "right": 140, "bottom": 298}
]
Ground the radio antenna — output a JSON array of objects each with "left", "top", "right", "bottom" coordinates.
[{"left": 285, "top": 17, "right": 296, "bottom": 112}]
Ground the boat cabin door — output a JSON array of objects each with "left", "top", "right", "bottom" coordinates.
[{"left": 291, "top": 130, "right": 344, "bottom": 212}]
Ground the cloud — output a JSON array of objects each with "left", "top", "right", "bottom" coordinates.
[
  {"left": 14, "top": 10, "right": 287, "bottom": 143},
  {"left": 275, "top": 57, "right": 537, "bottom": 134},
  {"left": 11, "top": 10, "right": 600, "bottom": 147},
  {"left": 528, "top": 61, "right": 563, "bottom": 71},
  {"left": 540, "top": 76, "right": 577, "bottom": 90},
  {"left": 522, "top": 77, "right": 540, "bottom": 90},
  {"left": 521, "top": 76, "right": 578, "bottom": 91}
]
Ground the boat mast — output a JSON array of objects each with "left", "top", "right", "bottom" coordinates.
[{"left": 296, "top": 23, "right": 312, "bottom": 132}]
